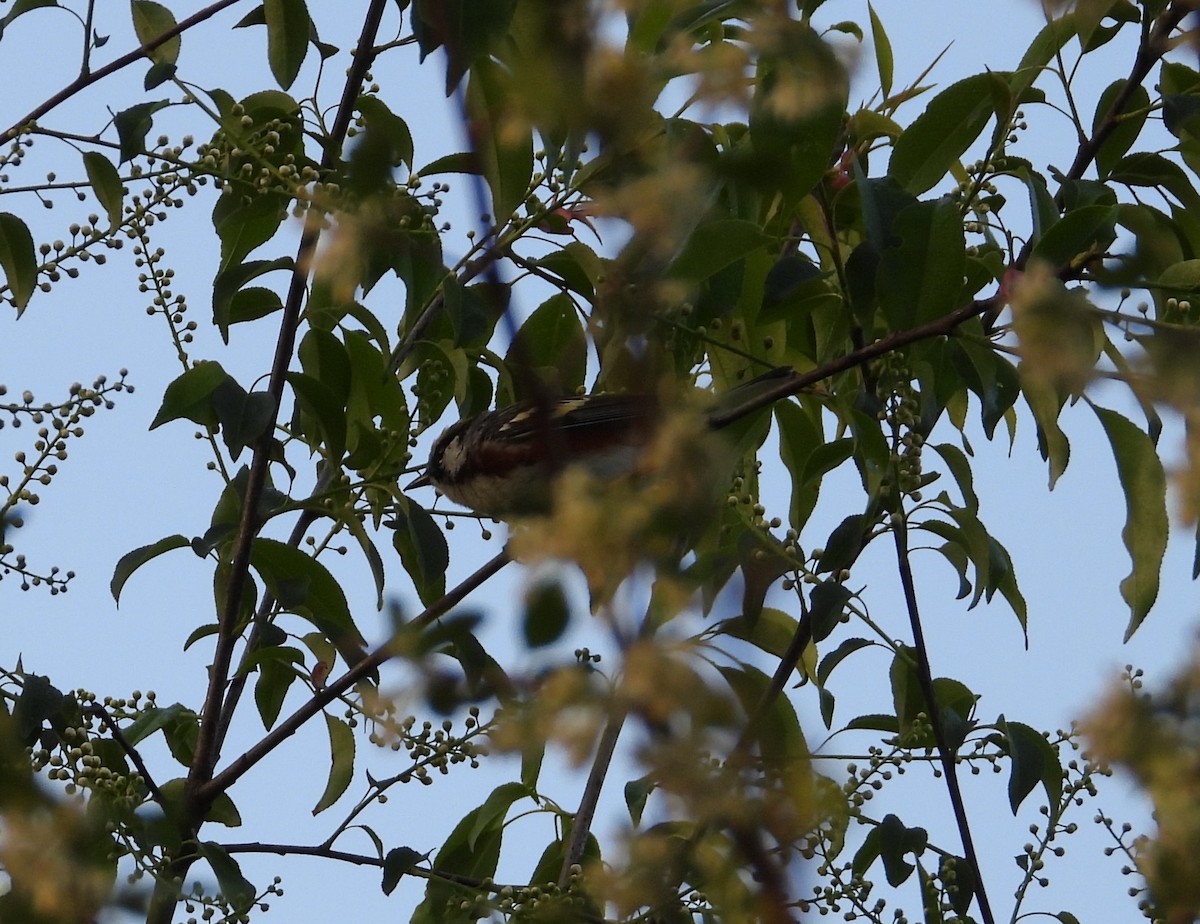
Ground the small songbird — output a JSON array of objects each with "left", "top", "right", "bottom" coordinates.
[{"left": 406, "top": 368, "right": 793, "bottom": 518}]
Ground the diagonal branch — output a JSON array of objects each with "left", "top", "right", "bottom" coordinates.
[
  {"left": 199, "top": 549, "right": 510, "bottom": 802},
  {"left": 1, "top": 0, "right": 244, "bottom": 146}
]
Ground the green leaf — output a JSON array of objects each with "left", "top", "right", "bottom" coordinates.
[
  {"left": 391, "top": 500, "right": 449, "bottom": 606},
  {"left": 522, "top": 579, "right": 570, "bottom": 648},
  {"left": 817, "top": 514, "right": 865, "bottom": 573},
  {"left": 717, "top": 663, "right": 808, "bottom": 766},
  {"left": 466, "top": 56, "right": 533, "bottom": 222},
  {"left": 411, "top": 0, "right": 517, "bottom": 94},
  {"left": 197, "top": 842, "right": 256, "bottom": 913},
  {"left": 312, "top": 713, "right": 355, "bottom": 814},
  {"left": 212, "top": 256, "right": 294, "bottom": 336},
  {"left": 852, "top": 813, "right": 927, "bottom": 887},
  {"left": 1000, "top": 717, "right": 1062, "bottom": 817},
  {"left": 889, "top": 73, "right": 997, "bottom": 194},
  {"left": 809, "top": 580, "right": 852, "bottom": 643},
  {"left": 505, "top": 292, "right": 587, "bottom": 399},
  {"left": 1031, "top": 204, "right": 1117, "bottom": 268},
  {"left": 211, "top": 377, "right": 275, "bottom": 461},
  {"left": 1093, "top": 405, "right": 1167, "bottom": 639},
  {"left": 82, "top": 152, "right": 124, "bottom": 229},
  {"left": 0, "top": 211, "right": 37, "bottom": 313},
  {"left": 122, "top": 702, "right": 190, "bottom": 746},
  {"left": 250, "top": 538, "right": 373, "bottom": 673},
  {"left": 382, "top": 846, "right": 425, "bottom": 895},
  {"left": 775, "top": 401, "right": 829, "bottom": 531},
  {"left": 150, "top": 361, "right": 229, "bottom": 429},
  {"left": 1093, "top": 80, "right": 1149, "bottom": 177},
  {"left": 213, "top": 194, "right": 287, "bottom": 278},
  {"left": 111, "top": 534, "right": 189, "bottom": 604},
  {"left": 411, "top": 791, "right": 512, "bottom": 923},
  {"left": 625, "top": 776, "right": 656, "bottom": 826},
  {"left": 668, "top": 219, "right": 770, "bottom": 281},
  {"left": 1021, "top": 373, "right": 1071, "bottom": 488},
  {"left": 877, "top": 198, "right": 965, "bottom": 329},
  {"left": 929, "top": 443, "right": 978, "bottom": 513},
  {"left": 722, "top": 607, "right": 811, "bottom": 682},
  {"left": 867, "top": 3, "right": 892, "bottom": 101},
  {"left": 287, "top": 370, "right": 347, "bottom": 463},
  {"left": 355, "top": 96, "right": 414, "bottom": 171},
  {"left": 264, "top": 0, "right": 310, "bottom": 89},
  {"left": 252, "top": 646, "right": 302, "bottom": 729},
  {"left": 113, "top": 99, "right": 169, "bottom": 162},
  {"left": 206, "top": 791, "right": 243, "bottom": 827},
  {"left": 131, "top": 0, "right": 179, "bottom": 64}
]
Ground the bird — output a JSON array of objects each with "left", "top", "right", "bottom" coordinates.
[{"left": 406, "top": 367, "right": 794, "bottom": 518}]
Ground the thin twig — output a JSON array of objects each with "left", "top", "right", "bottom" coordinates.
[
  {"left": 86, "top": 703, "right": 167, "bottom": 807},
  {"left": 892, "top": 514, "right": 994, "bottom": 924}
]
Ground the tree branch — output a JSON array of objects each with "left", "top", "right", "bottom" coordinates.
[
  {"left": 199, "top": 549, "right": 510, "bottom": 801},
  {"left": 1, "top": 0, "right": 244, "bottom": 146},
  {"left": 892, "top": 514, "right": 995, "bottom": 924},
  {"left": 186, "top": 0, "right": 391, "bottom": 806}
]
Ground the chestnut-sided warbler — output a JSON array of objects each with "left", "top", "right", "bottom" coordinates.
[{"left": 406, "top": 369, "right": 792, "bottom": 517}]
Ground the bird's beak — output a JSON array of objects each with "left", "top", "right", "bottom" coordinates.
[{"left": 405, "top": 473, "right": 431, "bottom": 490}]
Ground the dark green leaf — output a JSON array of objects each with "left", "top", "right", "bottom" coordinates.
[
  {"left": 1093, "top": 405, "right": 1167, "bottom": 639},
  {"left": 867, "top": 3, "right": 892, "bottom": 101},
  {"left": 288, "top": 370, "right": 347, "bottom": 463},
  {"left": 0, "top": 211, "right": 37, "bottom": 313},
  {"left": 522, "top": 579, "right": 570, "bottom": 648},
  {"left": 505, "top": 292, "right": 586, "bottom": 399},
  {"left": 1031, "top": 204, "right": 1117, "bottom": 268},
  {"left": 717, "top": 663, "right": 808, "bottom": 766},
  {"left": 816, "top": 514, "right": 865, "bottom": 574},
  {"left": 82, "top": 152, "right": 124, "bottom": 229},
  {"left": 852, "top": 813, "right": 927, "bottom": 886},
  {"left": 1021, "top": 373, "right": 1070, "bottom": 487},
  {"left": 723, "top": 607, "right": 805, "bottom": 677},
  {"left": 250, "top": 538, "right": 372, "bottom": 674},
  {"left": 382, "top": 846, "right": 425, "bottom": 895},
  {"left": 625, "top": 776, "right": 655, "bottom": 826},
  {"left": 253, "top": 646, "right": 301, "bottom": 729},
  {"left": 312, "top": 712, "right": 355, "bottom": 814},
  {"left": 131, "top": 0, "right": 179, "bottom": 64},
  {"left": 149, "top": 361, "right": 229, "bottom": 429},
  {"left": 211, "top": 377, "right": 275, "bottom": 460},
  {"left": 929, "top": 443, "right": 978, "bottom": 513},
  {"left": 113, "top": 99, "right": 169, "bottom": 162},
  {"left": 669, "top": 219, "right": 770, "bottom": 281},
  {"left": 817, "top": 636, "right": 871, "bottom": 685},
  {"left": 1000, "top": 717, "right": 1062, "bottom": 817},
  {"left": 889, "top": 73, "right": 997, "bottom": 194},
  {"left": 391, "top": 500, "right": 449, "bottom": 605},
  {"left": 355, "top": 95, "right": 414, "bottom": 171},
  {"left": 198, "top": 842, "right": 256, "bottom": 913},
  {"left": 111, "top": 534, "right": 189, "bottom": 604},
  {"left": 264, "top": 0, "right": 310, "bottom": 89},
  {"left": 809, "top": 580, "right": 852, "bottom": 642},
  {"left": 1093, "top": 81, "right": 1149, "bottom": 177},
  {"left": 411, "top": 0, "right": 517, "bottom": 94},
  {"left": 878, "top": 198, "right": 966, "bottom": 329},
  {"left": 213, "top": 194, "right": 287, "bottom": 278}
]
